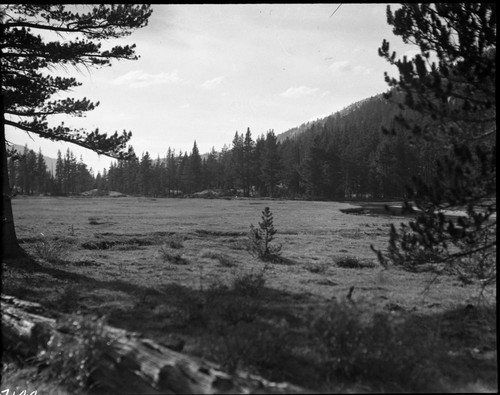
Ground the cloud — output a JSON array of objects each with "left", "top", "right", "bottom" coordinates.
[
  {"left": 200, "top": 76, "right": 225, "bottom": 90},
  {"left": 329, "top": 60, "right": 351, "bottom": 73},
  {"left": 279, "top": 85, "right": 319, "bottom": 98},
  {"left": 329, "top": 61, "right": 372, "bottom": 75},
  {"left": 112, "top": 70, "right": 186, "bottom": 88}
]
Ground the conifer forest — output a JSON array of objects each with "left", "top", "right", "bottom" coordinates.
[{"left": 8, "top": 94, "right": 437, "bottom": 201}]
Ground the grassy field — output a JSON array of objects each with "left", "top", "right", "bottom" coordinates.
[{"left": 2, "top": 196, "right": 497, "bottom": 393}]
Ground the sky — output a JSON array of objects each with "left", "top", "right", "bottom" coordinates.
[{"left": 5, "top": 3, "right": 419, "bottom": 174}]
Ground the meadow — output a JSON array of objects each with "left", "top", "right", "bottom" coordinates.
[{"left": 2, "top": 196, "right": 497, "bottom": 393}]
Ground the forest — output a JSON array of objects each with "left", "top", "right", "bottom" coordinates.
[{"left": 8, "top": 93, "right": 442, "bottom": 201}]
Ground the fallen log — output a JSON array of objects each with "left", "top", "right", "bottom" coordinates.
[{"left": 1, "top": 294, "right": 310, "bottom": 394}]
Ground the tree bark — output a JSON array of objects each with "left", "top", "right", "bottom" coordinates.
[
  {"left": 1, "top": 295, "right": 310, "bottom": 394},
  {"left": 1, "top": 112, "right": 23, "bottom": 260}
]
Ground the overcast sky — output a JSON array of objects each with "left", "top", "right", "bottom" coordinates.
[{"left": 6, "top": 3, "right": 418, "bottom": 174}]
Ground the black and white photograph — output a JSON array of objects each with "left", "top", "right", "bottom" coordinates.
[{"left": 1, "top": 3, "right": 496, "bottom": 394}]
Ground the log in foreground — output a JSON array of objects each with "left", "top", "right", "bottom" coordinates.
[{"left": 1, "top": 295, "right": 310, "bottom": 394}]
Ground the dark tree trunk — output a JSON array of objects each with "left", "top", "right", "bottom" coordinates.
[{"left": 1, "top": 113, "right": 23, "bottom": 260}]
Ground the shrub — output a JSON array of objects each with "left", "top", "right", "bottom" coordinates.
[
  {"left": 203, "top": 282, "right": 263, "bottom": 327},
  {"left": 201, "top": 249, "right": 219, "bottom": 259},
  {"left": 304, "top": 261, "right": 329, "bottom": 274},
  {"left": 334, "top": 255, "right": 376, "bottom": 269},
  {"left": 38, "top": 315, "right": 112, "bottom": 391},
  {"left": 164, "top": 234, "right": 184, "bottom": 249},
  {"left": 336, "top": 255, "right": 361, "bottom": 268},
  {"left": 173, "top": 279, "right": 265, "bottom": 329},
  {"left": 57, "top": 286, "right": 81, "bottom": 313},
  {"left": 311, "top": 301, "right": 442, "bottom": 391},
  {"left": 232, "top": 271, "right": 266, "bottom": 297},
  {"left": 158, "top": 245, "right": 189, "bottom": 265},
  {"left": 213, "top": 321, "right": 293, "bottom": 378},
  {"left": 31, "top": 234, "right": 69, "bottom": 264},
  {"left": 247, "top": 207, "right": 282, "bottom": 261},
  {"left": 88, "top": 217, "right": 100, "bottom": 225},
  {"left": 201, "top": 250, "right": 236, "bottom": 267}
]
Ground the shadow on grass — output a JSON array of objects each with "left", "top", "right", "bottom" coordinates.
[{"left": 2, "top": 258, "right": 497, "bottom": 393}]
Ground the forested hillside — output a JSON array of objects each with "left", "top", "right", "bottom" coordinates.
[
  {"left": 276, "top": 93, "right": 439, "bottom": 200},
  {"left": 7, "top": 93, "right": 441, "bottom": 200}
]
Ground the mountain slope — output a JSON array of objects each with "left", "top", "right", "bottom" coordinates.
[{"left": 276, "top": 94, "right": 385, "bottom": 143}]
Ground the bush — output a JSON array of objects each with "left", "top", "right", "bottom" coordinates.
[
  {"left": 204, "top": 282, "right": 263, "bottom": 327},
  {"left": 37, "top": 315, "right": 112, "bottom": 391},
  {"left": 304, "top": 261, "right": 329, "bottom": 274},
  {"left": 336, "top": 256, "right": 361, "bottom": 268},
  {"left": 158, "top": 245, "right": 189, "bottom": 265},
  {"left": 31, "top": 234, "right": 69, "bottom": 264},
  {"left": 173, "top": 279, "right": 265, "bottom": 329},
  {"left": 212, "top": 321, "right": 294, "bottom": 378},
  {"left": 88, "top": 217, "right": 101, "bottom": 225},
  {"left": 334, "top": 255, "right": 376, "bottom": 269},
  {"left": 201, "top": 250, "right": 236, "bottom": 267},
  {"left": 311, "top": 301, "right": 442, "bottom": 391},
  {"left": 164, "top": 234, "right": 184, "bottom": 249},
  {"left": 232, "top": 271, "right": 266, "bottom": 297}
]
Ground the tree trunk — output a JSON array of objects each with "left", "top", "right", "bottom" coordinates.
[
  {"left": 1, "top": 295, "right": 310, "bottom": 394},
  {"left": 1, "top": 113, "right": 23, "bottom": 260}
]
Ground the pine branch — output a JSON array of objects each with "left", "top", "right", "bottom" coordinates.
[{"left": 4, "top": 119, "right": 133, "bottom": 160}]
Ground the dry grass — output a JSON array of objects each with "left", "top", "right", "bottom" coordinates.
[{"left": 2, "top": 196, "right": 497, "bottom": 393}]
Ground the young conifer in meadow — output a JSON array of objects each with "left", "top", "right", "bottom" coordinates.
[{"left": 248, "top": 207, "right": 282, "bottom": 261}]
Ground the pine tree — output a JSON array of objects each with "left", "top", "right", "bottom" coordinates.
[
  {"left": 248, "top": 207, "right": 282, "bottom": 261},
  {"left": 375, "top": 3, "right": 496, "bottom": 283},
  {"left": 300, "top": 134, "right": 326, "bottom": 199},
  {"left": 322, "top": 140, "right": 343, "bottom": 200},
  {"left": 139, "top": 152, "right": 153, "bottom": 196},
  {"left": 219, "top": 144, "right": 234, "bottom": 192},
  {"left": 64, "top": 149, "right": 77, "bottom": 195},
  {"left": 204, "top": 147, "right": 219, "bottom": 190},
  {"left": 242, "top": 128, "right": 256, "bottom": 197},
  {"left": 94, "top": 172, "right": 104, "bottom": 192},
  {"left": 153, "top": 155, "right": 167, "bottom": 197},
  {"left": 253, "top": 135, "right": 267, "bottom": 196},
  {"left": 75, "top": 156, "right": 94, "bottom": 194},
  {"left": 165, "top": 147, "right": 177, "bottom": 197},
  {"left": 54, "top": 150, "right": 64, "bottom": 196},
  {"left": 2, "top": 4, "right": 152, "bottom": 258},
  {"left": 279, "top": 138, "right": 302, "bottom": 198},
  {"left": 35, "top": 149, "right": 48, "bottom": 194},
  {"left": 18, "top": 145, "right": 37, "bottom": 194},
  {"left": 260, "top": 130, "right": 281, "bottom": 198},
  {"left": 190, "top": 141, "right": 202, "bottom": 192},
  {"left": 231, "top": 132, "right": 244, "bottom": 194},
  {"left": 178, "top": 152, "right": 190, "bottom": 194}
]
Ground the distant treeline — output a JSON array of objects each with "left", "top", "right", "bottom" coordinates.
[
  {"left": 8, "top": 94, "right": 442, "bottom": 200},
  {"left": 7, "top": 146, "right": 95, "bottom": 196}
]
